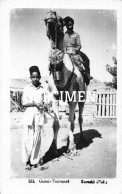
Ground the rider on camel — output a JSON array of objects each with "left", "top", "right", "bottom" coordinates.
[{"left": 63, "top": 16, "right": 91, "bottom": 85}]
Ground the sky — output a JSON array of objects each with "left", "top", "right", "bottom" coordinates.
[{"left": 10, "top": 8, "right": 117, "bottom": 81}]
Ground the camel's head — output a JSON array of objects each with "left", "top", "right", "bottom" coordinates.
[{"left": 45, "top": 10, "right": 64, "bottom": 45}]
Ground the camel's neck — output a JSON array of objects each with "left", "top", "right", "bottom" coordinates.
[{"left": 51, "top": 33, "right": 64, "bottom": 51}]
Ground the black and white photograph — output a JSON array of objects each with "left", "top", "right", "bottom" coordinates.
[{"left": 0, "top": 0, "right": 122, "bottom": 194}]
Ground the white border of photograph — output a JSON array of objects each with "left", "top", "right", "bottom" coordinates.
[{"left": 0, "top": 0, "right": 122, "bottom": 194}]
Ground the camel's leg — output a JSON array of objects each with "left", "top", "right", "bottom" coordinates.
[
  {"left": 52, "top": 100, "right": 60, "bottom": 155},
  {"left": 78, "top": 102, "right": 85, "bottom": 140},
  {"left": 67, "top": 102, "right": 77, "bottom": 150},
  {"left": 52, "top": 113, "right": 60, "bottom": 147}
]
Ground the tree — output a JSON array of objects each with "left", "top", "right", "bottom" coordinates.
[{"left": 105, "top": 56, "right": 117, "bottom": 89}]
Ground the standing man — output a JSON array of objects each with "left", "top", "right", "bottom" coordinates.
[
  {"left": 22, "top": 66, "right": 46, "bottom": 170},
  {"left": 63, "top": 16, "right": 91, "bottom": 85}
]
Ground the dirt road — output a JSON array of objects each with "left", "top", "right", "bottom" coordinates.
[{"left": 10, "top": 112, "right": 116, "bottom": 179}]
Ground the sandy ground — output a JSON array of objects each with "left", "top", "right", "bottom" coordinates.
[{"left": 10, "top": 112, "right": 117, "bottom": 179}]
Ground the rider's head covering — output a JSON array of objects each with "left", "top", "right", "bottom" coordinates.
[
  {"left": 29, "top": 66, "right": 41, "bottom": 76},
  {"left": 63, "top": 16, "right": 74, "bottom": 26}
]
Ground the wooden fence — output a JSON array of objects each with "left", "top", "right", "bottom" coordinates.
[{"left": 95, "top": 89, "right": 117, "bottom": 118}]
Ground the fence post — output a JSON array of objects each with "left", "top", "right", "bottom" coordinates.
[
  {"left": 106, "top": 93, "right": 109, "bottom": 116},
  {"left": 113, "top": 92, "right": 116, "bottom": 116},
  {"left": 102, "top": 94, "right": 105, "bottom": 116},
  {"left": 98, "top": 94, "right": 101, "bottom": 116}
]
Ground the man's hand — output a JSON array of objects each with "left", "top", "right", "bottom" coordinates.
[
  {"left": 32, "top": 102, "right": 43, "bottom": 111},
  {"left": 66, "top": 47, "right": 76, "bottom": 55},
  {"left": 39, "top": 103, "right": 49, "bottom": 112},
  {"left": 43, "top": 103, "right": 50, "bottom": 112}
]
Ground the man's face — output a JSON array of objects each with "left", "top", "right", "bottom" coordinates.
[
  {"left": 66, "top": 21, "right": 73, "bottom": 31},
  {"left": 30, "top": 72, "right": 40, "bottom": 87}
]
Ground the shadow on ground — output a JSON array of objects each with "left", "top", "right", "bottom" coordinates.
[
  {"left": 41, "top": 129, "right": 102, "bottom": 165},
  {"left": 75, "top": 129, "right": 102, "bottom": 150}
]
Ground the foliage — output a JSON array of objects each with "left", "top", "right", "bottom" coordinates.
[{"left": 105, "top": 56, "right": 117, "bottom": 89}]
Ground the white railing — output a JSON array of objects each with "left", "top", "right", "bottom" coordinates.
[{"left": 95, "top": 89, "right": 117, "bottom": 118}]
